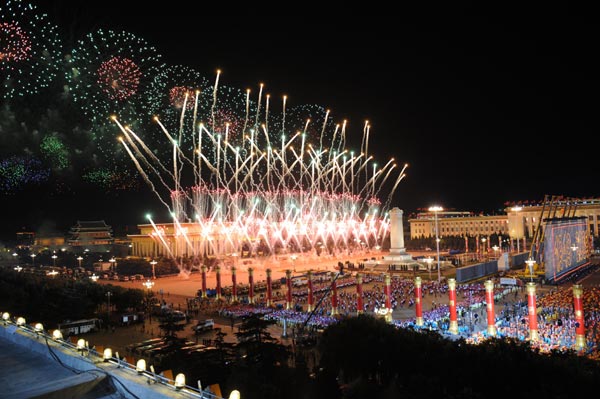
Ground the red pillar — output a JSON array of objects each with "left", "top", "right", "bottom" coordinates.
[
  {"left": 286, "top": 270, "right": 293, "bottom": 310},
  {"left": 464, "top": 236, "right": 469, "bottom": 253},
  {"left": 573, "top": 284, "right": 585, "bottom": 351},
  {"left": 231, "top": 266, "right": 237, "bottom": 302},
  {"left": 307, "top": 270, "right": 314, "bottom": 312},
  {"left": 356, "top": 273, "right": 364, "bottom": 314},
  {"left": 330, "top": 272, "right": 338, "bottom": 316},
  {"left": 448, "top": 278, "right": 458, "bottom": 334},
  {"left": 248, "top": 267, "right": 254, "bottom": 304},
  {"left": 414, "top": 276, "right": 423, "bottom": 327},
  {"left": 200, "top": 265, "right": 207, "bottom": 298},
  {"left": 215, "top": 265, "right": 222, "bottom": 300},
  {"left": 484, "top": 279, "right": 496, "bottom": 336},
  {"left": 384, "top": 274, "right": 392, "bottom": 322},
  {"left": 526, "top": 282, "right": 538, "bottom": 341},
  {"left": 266, "top": 268, "right": 272, "bottom": 307}
]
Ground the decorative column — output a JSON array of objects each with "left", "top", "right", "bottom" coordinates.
[
  {"left": 286, "top": 270, "right": 293, "bottom": 310},
  {"left": 200, "top": 265, "right": 207, "bottom": 298},
  {"left": 384, "top": 274, "right": 392, "bottom": 322},
  {"left": 448, "top": 278, "right": 458, "bottom": 334},
  {"left": 330, "top": 272, "right": 338, "bottom": 316},
  {"left": 573, "top": 284, "right": 586, "bottom": 351},
  {"left": 215, "top": 265, "right": 222, "bottom": 300},
  {"left": 464, "top": 236, "right": 469, "bottom": 253},
  {"left": 526, "top": 282, "right": 538, "bottom": 341},
  {"left": 414, "top": 276, "right": 423, "bottom": 327},
  {"left": 266, "top": 268, "right": 273, "bottom": 307},
  {"left": 356, "top": 273, "right": 364, "bottom": 314},
  {"left": 248, "top": 267, "right": 254, "bottom": 304},
  {"left": 307, "top": 270, "right": 314, "bottom": 312},
  {"left": 231, "top": 266, "right": 237, "bottom": 302},
  {"left": 476, "top": 235, "right": 480, "bottom": 257},
  {"left": 484, "top": 280, "right": 496, "bottom": 336}
]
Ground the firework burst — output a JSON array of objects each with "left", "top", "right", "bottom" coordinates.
[{"left": 0, "top": 0, "right": 62, "bottom": 99}]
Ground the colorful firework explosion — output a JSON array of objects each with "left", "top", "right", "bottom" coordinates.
[
  {"left": 67, "top": 29, "right": 162, "bottom": 120},
  {"left": 0, "top": 156, "right": 50, "bottom": 193},
  {"left": 0, "top": 0, "right": 62, "bottom": 99}
]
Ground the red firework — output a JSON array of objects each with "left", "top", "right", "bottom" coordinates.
[
  {"left": 0, "top": 22, "right": 31, "bottom": 63},
  {"left": 96, "top": 56, "right": 141, "bottom": 100},
  {"left": 169, "top": 86, "right": 196, "bottom": 109}
]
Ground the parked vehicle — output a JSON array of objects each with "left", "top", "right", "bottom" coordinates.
[{"left": 192, "top": 319, "right": 214, "bottom": 332}]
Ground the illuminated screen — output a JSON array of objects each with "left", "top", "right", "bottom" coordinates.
[{"left": 543, "top": 218, "right": 587, "bottom": 281}]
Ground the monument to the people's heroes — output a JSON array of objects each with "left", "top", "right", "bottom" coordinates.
[{"left": 382, "top": 207, "right": 419, "bottom": 267}]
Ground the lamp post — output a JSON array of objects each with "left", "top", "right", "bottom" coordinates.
[
  {"left": 525, "top": 258, "right": 536, "bottom": 282},
  {"left": 77, "top": 256, "right": 83, "bottom": 269},
  {"left": 143, "top": 280, "right": 154, "bottom": 322},
  {"left": 106, "top": 291, "right": 112, "bottom": 319},
  {"left": 290, "top": 254, "right": 298, "bottom": 272},
  {"left": 481, "top": 237, "right": 487, "bottom": 260},
  {"left": 30, "top": 253, "right": 36, "bottom": 267},
  {"left": 428, "top": 206, "right": 443, "bottom": 283},
  {"left": 52, "top": 253, "right": 57, "bottom": 268},
  {"left": 109, "top": 257, "right": 116, "bottom": 273},
  {"left": 424, "top": 256, "right": 434, "bottom": 281},
  {"left": 492, "top": 245, "right": 499, "bottom": 259},
  {"left": 150, "top": 259, "right": 157, "bottom": 279}
]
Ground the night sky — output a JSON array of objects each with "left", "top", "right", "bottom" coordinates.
[{"left": 3, "top": 3, "right": 598, "bottom": 240}]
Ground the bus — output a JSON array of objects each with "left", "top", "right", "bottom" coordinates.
[{"left": 58, "top": 318, "right": 101, "bottom": 337}]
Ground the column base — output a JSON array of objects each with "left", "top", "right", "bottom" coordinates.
[
  {"left": 286, "top": 303, "right": 291, "bottom": 310},
  {"left": 416, "top": 317, "right": 424, "bottom": 327},
  {"left": 529, "top": 329, "right": 539, "bottom": 342},
  {"left": 487, "top": 325, "right": 496, "bottom": 336},
  {"left": 307, "top": 305, "right": 313, "bottom": 313},
  {"left": 331, "top": 307, "right": 338, "bottom": 316},
  {"left": 576, "top": 334, "right": 586, "bottom": 351},
  {"left": 449, "top": 320, "right": 458, "bottom": 335},
  {"left": 384, "top": 312, "right": 393, "bottom": 323}
]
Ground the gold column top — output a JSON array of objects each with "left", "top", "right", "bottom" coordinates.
[
  {"left": 526, "top": 282, "right": 537, "bottom": 295},
  {"left": 266, "top": 268, "right": 272, "bottom": 277},
  {"left": 248, "top": 267, "right": 253, "bottom": 274},
  {"left": 201, "top": 265, "right": 206, "bottom": 272},
  {"left": 215, "top": 265, "right": 221, "bottom": 273},
  {"left": 414, "top": 276, "right": 422, "bottom": 288},
  {"left": 231, "top": 266, "right": 236, "bottom": 274},
  {"left": 572, "top": 284, "right": 583, "bottom": 298},
  {"left": 484, "top": 280, "right": 494, "bottom": 292},
  {"left": 307, "top": 270, "right": 312, "bottom": 278},
  {"left": 385, "top": 274, "right": 391, "bottom": 285},
  {"left": 448, "top": 278, "right": 456, "bottom": 290},
  {"left": 356, "top": 273, "right": 363, "bottom": 284},
  {"left": 286, "top": 269, "right": 292, "bottom": 278},
  {"left": 330, "top": 271, "right": 337, "bottom": 280}
]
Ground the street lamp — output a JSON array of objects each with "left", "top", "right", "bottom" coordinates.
[
  {"left": 492, "top": 245, "right": 499, "bottom": 258},
  {"left": 481, "top": 237, "right": 487, "bottom": 259},
  {"left": 106, "top": 291, "right": 112, "bottom": 318},
  {"left": 77, "top": 256, "right": 83, "bottom": 269},
  {"left": 51, "top": 253, "right": 57, "bottom": 267},
  {"left": 424, "top": 256, "right": 434, "bottom": 280},
  {"left": 428, "top": 206, "right": 443, "bottom": 283},
  {"left": 525, "top": 258, "right": 536, "bottom": 282},
  {"left": 30, "top": 253, "right": 36, "bottom": 267},
  {"left": 290, "top": 254, "right": 298, "bottom": 272},
  {"left": 109, "top": 257, "right": 116, "bottom": 272},
  {"left": 150, "top": 259, "right": 157, "bottom": 279},
  {"left": 143, "top": 279, "right": 155, "bottom": 290},
  {"left": 90, "top": 274, "right": 99, "bottom": 282}
]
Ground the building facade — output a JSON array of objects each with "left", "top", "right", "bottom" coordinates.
[
  {"left": 67, "top": 221, "right": 114, "bottom": 251},
  {"left": 409, "top": 198, "right": 600, "bottom": 240},
  {"left": 409, "top": 212, "right": 509, "bottom": 239}
]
